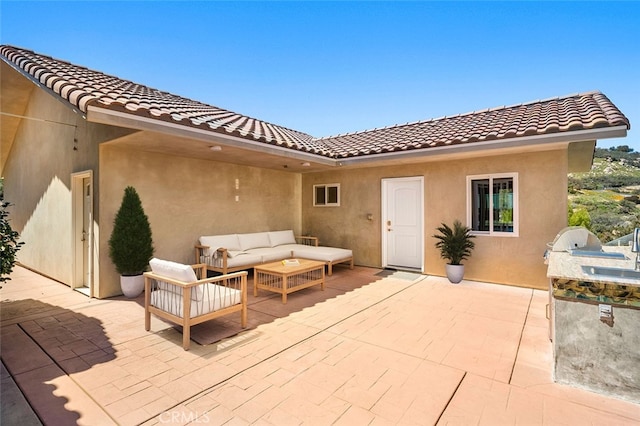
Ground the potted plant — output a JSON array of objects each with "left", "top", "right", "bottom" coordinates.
[
  {"left": 108, "top": 186, "right": 154, "bottom": 297},
  {"left": 433, "top": 219, "right": 475, "bottom": 284}
]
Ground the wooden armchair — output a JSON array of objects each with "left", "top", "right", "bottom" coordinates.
[{"left": 143, "top": 258, "right": 247, "bottom": 350}]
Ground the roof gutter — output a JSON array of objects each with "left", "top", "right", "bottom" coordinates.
[
  {"left": 86, "top": 106, "right": 337, "bottom": 166},
  {"left": 336, "top": 125, "right": 628, "bottom": 166}
]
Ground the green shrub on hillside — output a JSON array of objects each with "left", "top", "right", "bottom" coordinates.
[
  {"left": 568, "top": 208, "right": 592, "bottom": 229},
  {"left": 569, "top": 148, "right": 640, "bottom": 243},
  {"left": 594, "top": 146, "right": 640, "bottom": 163}
]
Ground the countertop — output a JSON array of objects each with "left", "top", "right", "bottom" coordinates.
[{"left": 546, "top": 246, "right": 640, "bottom": 287}]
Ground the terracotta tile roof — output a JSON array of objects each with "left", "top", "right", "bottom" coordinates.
[
  {"left": 1, "top": 45, "right": 630, "bottom": 161},
  {"left": 320, "top": 92, "right": 630, "bottom": 159},
  {"left": 0, "top": 45, "right": 322, "bottom": 154}
]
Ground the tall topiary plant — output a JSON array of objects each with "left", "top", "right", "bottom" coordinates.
[
  {"left": 0, "top": 183, "right": 24, "bottom": 284},
  {"left": 108, "top": 186, "right": 154, "bottom": 276}
]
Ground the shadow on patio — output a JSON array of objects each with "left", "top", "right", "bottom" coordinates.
[{"left": 1, "top": 298, "right": 116, "bottom": 425}]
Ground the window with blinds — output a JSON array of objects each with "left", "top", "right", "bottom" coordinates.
[{"left": 467, "top": 173, "right": 518, "bottom": 236}]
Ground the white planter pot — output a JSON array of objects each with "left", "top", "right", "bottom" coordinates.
[
  {"left": 120, "top": 274, "right": 144, "bottom": 298},
  {"left": 445, "top": 264, "right": 465, "bottom": 284}
]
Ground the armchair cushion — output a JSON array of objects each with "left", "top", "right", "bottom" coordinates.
[
  {"left": 150, "top": 284, "right": 242, "bottom": 319},
  {"left": 149, "top": 258, "right": 204, "bottom": 301},
  {"left": 149, "top": 258, "right": 197, "bottom": 282}
]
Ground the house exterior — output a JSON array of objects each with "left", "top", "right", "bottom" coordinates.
[{"left": 1, "top": 45, "right": 630, "bottom": 298}]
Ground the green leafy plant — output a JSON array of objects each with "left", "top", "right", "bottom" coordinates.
[
  {"left": 433, "top": 220, "right": 475, "bottom": 265},
  {"left": 108, "top": 186, "right": 154, "bottom": 276},
  {"left": 1, "top": 195, "right": 24, "bottom": 283},
  {"left": 568, "top": 208, "right": 592, "bottom": 229}
]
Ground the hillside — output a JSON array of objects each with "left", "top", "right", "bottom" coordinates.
[{"left": 568, "top": 146, "right": 640, "bottom": 243}]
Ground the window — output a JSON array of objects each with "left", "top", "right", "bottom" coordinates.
[
  {"left": 313, "top": 184, "right": 340, "bottom": 206},
  {"left": 467, "top": 173, "right": 518, "bottom": 236}
]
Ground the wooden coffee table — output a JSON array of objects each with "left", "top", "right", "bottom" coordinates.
[{"left": 254, "top": 259, "right": 325, "bottom": 303}]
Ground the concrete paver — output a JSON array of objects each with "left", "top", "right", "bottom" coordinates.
[
  {"left": 1, "top": 360, "right": 42, "bottom": 426},
  {"left": 1, "top": 265, "right": 639, "bottom": 425}
]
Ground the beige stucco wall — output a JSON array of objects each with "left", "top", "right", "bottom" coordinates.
[
  {"left": 98, "top": 146, "right": 302, "bottom": 298},
  {"left": 4, "top": 89, "right": 100, "bottom": 285},
  {"left": 3, "top": 79, "right": 570, "bottom": 295},
  {"left": 302, "top": 149, "right": 569, "bottom": 289}
]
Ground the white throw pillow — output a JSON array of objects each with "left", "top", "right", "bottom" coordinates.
[{"left": 268, "top": 230, "right": 297, "bottom": 247}]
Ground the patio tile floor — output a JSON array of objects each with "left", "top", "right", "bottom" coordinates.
[{"left": 1, "top": 265, "right": 639, "bottom": 425}]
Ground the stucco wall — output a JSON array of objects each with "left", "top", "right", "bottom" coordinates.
[
  {"left": 302, "top": 149, "right": 569, "bottom": 289},
  {"left": 98, "top": 146, "right": 302, "bottom": 298},
  {"left": 5, "top": 86, "right": 570, "bottom": 295},
  {"left": 4, "top": 89, "right": 98, "bottom": 285}
]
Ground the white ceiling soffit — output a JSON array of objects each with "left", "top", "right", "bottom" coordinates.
[{"left": 86, "top": 106, "right": 336, "bottom": 166}]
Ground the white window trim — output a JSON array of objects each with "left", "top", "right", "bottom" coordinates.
[
  {"left": 313, "top": 183, "right": 341, "bottom": 207},
  {"left": 466, "top": 173, "right": 519, "bottom": 237}
]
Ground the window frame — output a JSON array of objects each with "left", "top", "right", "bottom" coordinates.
[
  {"left": 313, "top": 183, "right": 341, "bottom": 207},
  {"left": 466, "top": 173, "right": 519, "bottom": 237}
]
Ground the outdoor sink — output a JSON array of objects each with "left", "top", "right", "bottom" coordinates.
[
  {"left": 570, "top": 249, "right": 626, "bottom": 259},
  {"left": 582, "top": 265, "right": 640, "bottom": 280}
]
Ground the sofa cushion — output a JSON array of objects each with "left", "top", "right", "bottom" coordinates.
[
  {"left": 149, "top": 258, "right": 204, "bottom": 301},
  {"left": 200, "top": 234, "right": 241, "bottom": 255},
  {"left": 225, "top": 253, "right": 263, "bottom": 268},
  {"left": 247, "top": 247, "right": 293, "bottom": 263},
  {"left": 292, "top": 246, "right": 353, "bottom": 262},
  {"left": 238, "top": 232, "right": 271, "bottom": 251},
  {"left": 268, "top": 230, "right": 297, "bottom": 247},
  {"left": 227, "top": 250, "right": 246, "bottom": 258}
]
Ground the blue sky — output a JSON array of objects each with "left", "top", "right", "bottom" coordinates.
[{"left": 2, "top": 1, "right": 639, "bottom": 149}]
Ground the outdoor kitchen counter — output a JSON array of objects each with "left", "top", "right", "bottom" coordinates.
[
  {"left": 546, "top": 245, "right": 640, "bottom": 287},
  {"left": 546, "top": 245, "right": 640, "bottom": 405}
]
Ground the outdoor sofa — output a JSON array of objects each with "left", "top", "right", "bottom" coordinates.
[
  {"left": 144, "top": 258, "right": 248, "bottom": 350},
  {"left": 195, "top": 230, "right": 353, "bottom": 276}
]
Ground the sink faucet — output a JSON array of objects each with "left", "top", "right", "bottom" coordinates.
[{"left": 632, "top": 228, "right": 640, "bottom": 270}]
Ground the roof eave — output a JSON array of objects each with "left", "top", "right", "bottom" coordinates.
[
  {"left": 86, "top": 105, "right": 337, "bottom": 166},
  {"left": 87, "top": 104, "right": 628, "bottom": 169},
  {"left": 1, "top": 53, "right": 86, "bottom": 118},
  {"left": 336, "top": 125, "right": 628, "bottom": 166}
]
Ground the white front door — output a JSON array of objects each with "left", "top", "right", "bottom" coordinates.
[{"left": 382, "top": 177, "right": 423, "bottom": 271}]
